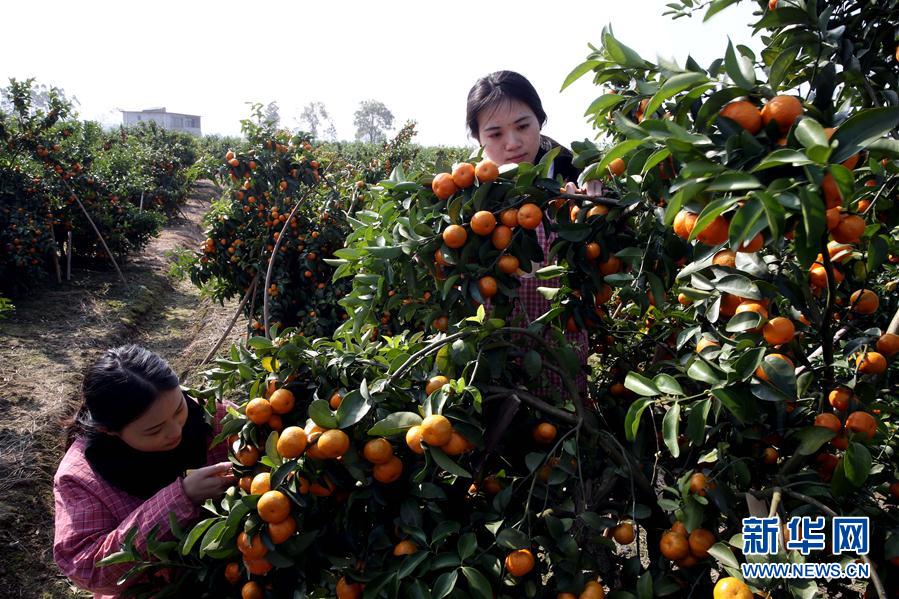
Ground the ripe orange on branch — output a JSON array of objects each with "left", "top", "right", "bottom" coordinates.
[
  {"left": 470, "top": 211, "right": 496, "bottom": 235},
  {"left": 504, "top": 548, "right": 535, "bottom": 576},
  {"left": 856, "top": 351, "right": 887, "bottom": 375},
  {"left": 363, "top": 438, "right": 394, "bottom": 464},
  {"left": 276, "top": 426, "right": 307, "bottom": 460},
  {"left": 425, "top": 375, "right": 449, "bottom": 395},
  {"left": 257, "top": 490, "right": 291, "bottom": 523},
  {"left": 755, "top": 353, "right": 794, "bottom": 382},
  {"left": 845, "top": 411, "right": 877, "bottom": 440},
  {"left": 695, "top": 215, "right": 730, "bottom": 245},
  {"left": 431, "top": 173, "right": 458, "bottom": 200},
  {"left": 497, "top": 254, "right": 519, "bottom": 274},
  {"left": 814, "top": 412, "right": 842, "bottom": 433},
  {"left": 245, "top": 397, "right": 273, "bottom": 424},
  {"left": 517, "top": 203, "right": 543, "bottom": 229},
  {"left": 420, "top": 414, "right": 453, "bottom": 446},
  {"left": 713, "top": 577, "right": 752, "bottom": 599},
  {"left": 719, "top": 100, "right": 762, "bottom": 134},
  {"left": 532, "top": 422, "right": 558, "bottom": 444},
  {"left": 475, "top": 159, "right": 499, "bottom": 183},
  {"left": 876, "top": 333, "right": 899, "bottom": 357},
  {"left": 659, "top": 530, "right": 689, "bottom": 560},
  {"left": 828, "top": 387, "right": 852, "bottom": 411},
  {"left": 442, "top": 224, "right": 467, "bottom": 249},
  {"left": 848, "top": 289, "right": 878, "bottom": 314},
  {"left": 269, "top": 388, "right": 295, "bottom": 414},
  {"left": 761, "top": 95, "right": 803, "bottom": 132},
  {"left": 762, "top": 317, "right": 795, "bottom": 345},
  {"left": 451, "top": 162, "right": 475, "bottom": 188},
  {"left": 317, "top": 429, "right": 351, "bottom": 458}
]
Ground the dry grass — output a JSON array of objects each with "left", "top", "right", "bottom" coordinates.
[{"left": 0, "top": 181, "right": 245, "bottom": 598}]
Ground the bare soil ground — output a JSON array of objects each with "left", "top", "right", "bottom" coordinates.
[{"left": 0, "top": 181, "right": 246, "bottom": 598}]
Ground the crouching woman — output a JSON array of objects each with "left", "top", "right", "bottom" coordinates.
[{"left": 54, "top": 345, "right": 233, "bottom": 598}]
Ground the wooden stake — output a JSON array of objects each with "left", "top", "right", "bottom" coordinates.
[{"left": 66, "top": 231, "right": 72, "bottom": 281}]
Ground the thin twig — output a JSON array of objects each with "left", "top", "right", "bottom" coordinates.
[
  {"left": 195, "top": 273, "right": 259, "bottom": 373},
  {"left": 64, "top": 184, "right": 125, "bottom": 283}
]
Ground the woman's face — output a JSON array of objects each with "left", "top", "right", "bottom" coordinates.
[
  {"left": 114, "top": 387, "right": 188, "bottom": 452},
  {"left": 476, "top": 99, "right": 541, "bottom": 166}
]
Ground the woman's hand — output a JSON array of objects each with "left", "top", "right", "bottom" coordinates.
[
  {"left": 182, "top": 462, "right": 235, "bottom": 503},
  {"left": 563, "top": 180, "right": 605, "bottom": 197}
]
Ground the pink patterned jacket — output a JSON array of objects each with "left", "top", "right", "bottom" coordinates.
[
  {"left": 515, "top": 222, "right": 590, "bottom": 396},
  {"left": 53, "top": 402, "right": 228, "bottom": 598}
]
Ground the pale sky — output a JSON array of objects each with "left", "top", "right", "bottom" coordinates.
[{"left": 1, "top": 0, "right": 760, "bottom": 147}]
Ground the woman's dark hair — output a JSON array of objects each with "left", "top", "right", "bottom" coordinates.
[
  {"left": 65, "top": 345, "right": 180, "bottom": 447},
  {"left": 466, "top": 70, "right": 547, "bottom": 140}
]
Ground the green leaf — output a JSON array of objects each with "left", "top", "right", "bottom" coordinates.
[
  {"left": 688, "top": 360, "right": 723, "bottom": 385},
  {"left": 247, "top": 336, "right": 274, "bottom": 350},
  {"left": 642, "top": 148, "right": 672, "bottom": 175},
  {"left": 794, "top": 427, "right": 836, "bottom": 455},
  {"left": 429, "top": 447, "right": 471, "bottom": 478},
  {"left": 706, "top": 172, "right": 762, "bottom": 192},
  {"left": 265, "top": 431, "right": 283, "bottom": 467},
  {"left": 644, "top": 72, "right": 709, "bottom": 117},
  {"left": 336, "top": 389, "right": 371, "bottom": 429},
  {"left": 535, "top": 265, "right": 568, "bottom": 279},
  {"left": 624, "top": 371, "right": 661, "bottom": 396},
  {"left": 523, "top": 351, "right": 542, "bottom": 378},
  {"left": 756, "top": 190, "right": 785, "bottom": 239},
  {"left": 496, "top": 528, "right": 530, "bottom": 550},
  {"left": 844, "top": 442, "right": 872, "bottom": 486},
  {"left": 397, "top": 552, "right": 429, "bottom": 580},
  {"left": 663, "top": 402, "right": 681, "bottom": 458},
  {"left": 367, "top": 412, "right": 422, "bottom": 437},
  {"left": 768, "top": 46, "right": 799, "bottom": 90},
  {"left": 711, "top": 387, "right": 755, "bottom": 424},
  {"left": 624, "top": 398, "right": 653, "bottom": 441},
  {"left": 726, "top": 311, "right": 765, "bottom": 333},
  {"left": 687, "top": 398, "right": 711, "bottom": 444},
  {"left": 728, "top": 197, "right": 765, "bottom": 249},
  {"left": 561, "top": 60, "right": 601, "bottom": 91},
  {"left": 752, "top": 149, "right": 814, "bottom": 171},
  {"left": 707, "top": 542, "right": 740, "bottom": 570},
  {"left": 432, "top": 570, "right": 458, "bottom": 599},
  {"left": 602, "top": 30, "right": 648, "bottom": 68},
  {"left": 181, "top": 518, "right": 217, "bottom": 556},
  {"left": 457, "top": 532, "right": 477, "bottom": 562},
  {"left": 794, "top": 118, "right": 829, "bottom": 150},
  {"left": 704, "top": 0, "right": 740, "bottom": 21},
  {"left": 583, "top": 139, "right": 646, "bottom": 182},
  {"left": 715, "top": 274, "right": 761, "bottom": 299},
  {"left": 461, "top": 567, "right": 492, "bottom": 599},
  {"left": 724, "top": 39, "right": 755, "bottom": 89},
  {"left": 583, "top": 93, "right": 628, "bottom": 117},
  {"left": 831, "top": 107, "right": 899, "bottom": 164},
  {"left": 308, "top": 399, "right": 338, "bottom": 428},
  {"left": 653, "top": 374, "right": 684, "bottom": 396},
  {"left": 637, "top": 570, "right": 654, "bottom": 599}
]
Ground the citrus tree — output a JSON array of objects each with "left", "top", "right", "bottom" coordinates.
[
  {"left": 557, "top": 0, "right": 899, "bottom": 596},
  {"left": 103, "top": 2, "right": 899, "bottom": 598}
]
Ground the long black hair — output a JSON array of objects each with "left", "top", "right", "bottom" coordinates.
[
  {"left": 66, "top": 344, "right": 181, "bottom": 447},
  {"left": 64, "top": 345, "right": 212, "bottom": 499},
  {"left": 465, "top": 70, "right": 548, "bottom": 141}
]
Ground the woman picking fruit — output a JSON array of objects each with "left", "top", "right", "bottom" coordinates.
[
  {"left": 466, "top": 70, "right": 602, "bottom": 396},
  {"left": 53, "top": 345, "right": 232, "bottom": 598}
]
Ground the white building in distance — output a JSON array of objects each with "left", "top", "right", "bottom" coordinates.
[{"left": 121, "top": 107, "right": 201, "bottom": 135}]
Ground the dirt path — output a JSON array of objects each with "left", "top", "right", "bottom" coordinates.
[{"left": 0, "top": 181, "right": 247, "bottom": 598}]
